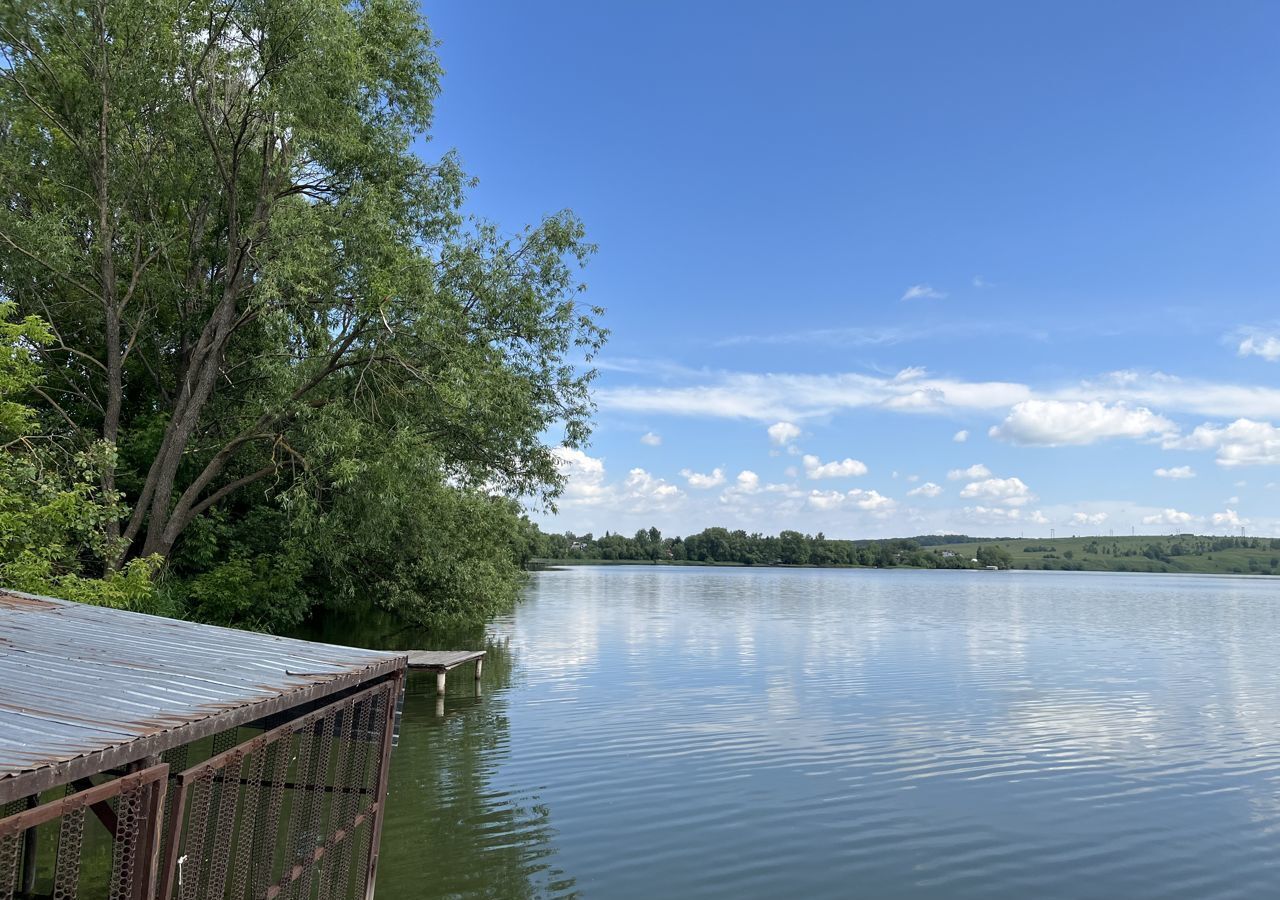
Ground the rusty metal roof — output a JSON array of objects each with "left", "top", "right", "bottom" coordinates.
[{"left": 0, "top": 589, "right": 406, "bottom": 800}]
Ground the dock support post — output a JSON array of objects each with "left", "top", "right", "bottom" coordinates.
[
  {"left": 474, "top": 658, "right": 483, "bottom": 681},
  {"left": 435, "top": 671, "right": 447, "bottom": 696}
]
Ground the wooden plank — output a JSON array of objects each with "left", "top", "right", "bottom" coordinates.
[{"left": 405, "top": 651, "right": 485, "bottom": 672}]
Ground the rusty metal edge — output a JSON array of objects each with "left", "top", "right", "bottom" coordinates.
[
  {"left": 0, "top": 764, "right": 169, "bottom": 834},
  {"left": 362, "top": 671, "right": 404, "bottom": 900},
  {"left": 0, "top": 660, "right": 407, "bottom": 807}
]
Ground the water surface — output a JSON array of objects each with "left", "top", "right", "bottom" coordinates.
[{"left": 378, "top": 567, "right": 1280, "bottom": 898}]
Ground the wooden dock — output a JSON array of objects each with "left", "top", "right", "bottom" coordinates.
[{"left": 407, "top": 649, "right": 486, "bottom": 695}]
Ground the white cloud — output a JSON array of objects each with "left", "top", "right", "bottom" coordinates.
[
  {"left": 598, "top": 365, "right": 1280, "bottom": 425},
  {"left": 1027, "top": 511, "right": 1050, "bottom": 525},
  {"left": 965, "top": 505, "right": 1023, "bottom": 522},
  {"left": 1238, "top": 331, "right": 1280, "bottom": 361},
  {"left": 1154, "top": 466, "right": 1195, "bottom": 479},
  {"left": 906, "top": 474, "right": 920, "bottom": 482},
  {"left": 947, "top": 463, "right": 992, "bottom": 481},
  {"left": 768, "top": 421, "right": 802, "bottom": 447},
  {"left": 640, "top": 431, "right": 662, "bottom": 446},
  {"left": 806, "top": 488, "right": 896, "bottom": 513},
  {"left": 990, "top": 400, "right": 1176, "bottom": 446},
  {"left": 1225, "top": 496, "right": 1239, "bottom": 505},
  {"left": 1142, "top": 508, "right": 1196, "bottom": 527},
  {"left": 681, "top": 467, "right": 725, "bottom": 489},
  {"left": 551, "top": 448, "right": 683, "bottom": 513},
  {"left": 907, "top": 482, "right": 943, "bottom": 498},
  {"left": 953, "top": 429, "right": 969, "bottom": 443},
  {"left": 734, "top": 470, "right": 760, "bottom": 492},
  {"left": 621, "top": 468, "right": 683, "bottom": 506},
  {"left": 853, "top": 489, "right": 895, "bottom": 512},
  {"left": 807, "top": 490, "right": 846, "bottom": 511},
  {"left": 1071, "top": 512, "right": 1109, "bottom": 526},
  {"left": 552, "top": 447, "right": 609, "bottom": 505},
  {"left": 972, "top": 276, "right": 993, "bottom": 288},
  {"left": 1165, "top": 418, "right": 1280, "bottom": 467},
  {"left": 959, "top": 476, "right": 1034, "bottom": 507},
  {"left": 1212, "top": 509, "right": 1248, "bottom": 527},
  {"left": 902, "top": 284, "right": 947, "bottom": 301},
  {"left": 802, "top": 454, "right": 869, "bottom": 479}
]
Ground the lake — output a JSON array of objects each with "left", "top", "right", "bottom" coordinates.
[{"left": 373, "top": 566, "right": 1280, "bottom": 899}]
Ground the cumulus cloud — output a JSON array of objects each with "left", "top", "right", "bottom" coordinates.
[
  {"left": 806, "top": 489, "right": 896, "bottom": 513},
  {"left": 640, "top": 431, "right": 662, "bottom": 446},
  {"left": 1165, "top": 418, "right": 1280, "bottom": 467},
  {"left": 907, "top": 482, "right": 942, "bottom": 498},
  {"left": 551, "top": 448, "right": 683, "bottom": 513},
  {"left": 1212, "top": 509, "right": 1248, "bottom": 527},
  {"left": 734, "top": 470, "right": 760, "bottom": 492},
  {"left": 965, "top": 505, "right": 1023, "bottom": 522},
  {"left": 621, "top": 469, "right": 683, "bottom": 506},
  {"left": 947, "top": 463, "right": 991, "bottom": 481},
  {"left": 953, "top": 429, "right": 969, "bottom": 443},
  {"left": 1238, "top": 331, "right": 1280, "bottom": 362},
  {"left": 1142, "top": 508, "right": 1196, "bottom": 527},
  {"left": 768, "top": 421, "right": 802, "bottom": 447},
  {"left": 990, "top": 400, "right": 1176, "bottom": 446},
  {"left": 681, "top": 467, "right": 725, "bottom": 489},
  {"left": 1027, "top": 511, "right": 1050, "bottom": 525},
  {"left": 552, "top": 447, "right": 609, "bottom": 505},
  {"left": 901, "top": 284, "right": 947, "bottom": 301},
  {"left": 1154, "top": 466, "right": 1195, "bottom": 479},
  {"left": 802, "top": 454, "right": 869, "bottom": 479},
  {"left": 959, "top": 476, "right": 1034, "bottom": 506},
  {"left": 1071, "top": 512, "right": 1109, "bottom": 526}
]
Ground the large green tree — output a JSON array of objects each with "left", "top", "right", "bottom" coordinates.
[{"left": 0, "top": 0, "right": 604, "bottom": 627}]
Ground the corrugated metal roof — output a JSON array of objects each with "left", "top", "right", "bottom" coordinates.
[{"left": 0, "top": 589, "right": 405, "bottom": 793}]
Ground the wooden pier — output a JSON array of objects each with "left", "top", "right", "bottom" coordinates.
[{"left": 407, "top": 649, "right": 486, "bottom": 695}]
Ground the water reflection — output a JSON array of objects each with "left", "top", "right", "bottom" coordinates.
[
  {"left": 305, "top": 570, "right": 1280, "bottom": 899},
  {"left": 296, "top": 606, "right": 576, "bottom": 899}
]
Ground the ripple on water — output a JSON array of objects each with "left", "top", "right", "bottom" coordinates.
[{"left": 379, "top": 568, "right": 1280, "bottom": 900}]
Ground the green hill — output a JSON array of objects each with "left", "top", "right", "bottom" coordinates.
[{"left": 927, "top": 534, "right": 1280, "bottom": 575}]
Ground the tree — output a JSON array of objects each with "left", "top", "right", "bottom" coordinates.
[
  {"left": 0, "top": 0, "right": 604, "bottom": 626},
  {"left": 0, "top": 304, "right": 160, "bottom": 608},
  {"left": 976, "top": 545, "right": 1013, "bottom": 569}
]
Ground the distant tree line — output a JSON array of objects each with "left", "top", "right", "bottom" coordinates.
[{"left": 527, "top": 527, "right": 1013, "bottom": 570}]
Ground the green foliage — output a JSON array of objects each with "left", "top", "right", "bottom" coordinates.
[
  {"left": 976, "top": 545, "right": 1013, "bottom": 569},
  {"left": 533, "top": 526, "right": 988, "bottom": 570},
  {"left": 0, "top": 2, "right": 604, "bottom": 630},
  {"left": 0, "top": 304, "right": 164, "bottom": 610}
]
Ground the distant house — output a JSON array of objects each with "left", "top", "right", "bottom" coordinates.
[
  {"left": 570, "top": 541, "right": 585, "bottom": 550},
  {"left": 941, "top": 550, "right": 956, "bottom": 558}
]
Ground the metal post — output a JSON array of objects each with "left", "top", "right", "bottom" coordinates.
[
  {"left": 19, "top": 795, "right": 37, "bottom": 897},
  {"left": 363, "top": 673, "right": 404, "bottom": 900}
]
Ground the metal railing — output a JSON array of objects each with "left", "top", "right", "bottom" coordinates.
[
  {"left": 159, "top": 677, "right": 399, "bottom": 900},
  {"left": 0, "top": 764, "right": 169, "bottom": 900},
  {"left": 0, "top": 672, "right": 400, "bottom": 900}
]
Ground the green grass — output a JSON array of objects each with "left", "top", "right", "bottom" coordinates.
[{"left": 930, "top": 534, "right": 1280, "bottom": 576}]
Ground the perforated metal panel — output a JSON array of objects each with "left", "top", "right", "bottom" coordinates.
[
  {"left": 0, "top": 765, "right": 168, "bottom": 900},
  {"left": 160, "top": 678, "right": 400, "bottom": 900}
]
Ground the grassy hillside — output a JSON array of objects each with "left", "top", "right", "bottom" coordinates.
[{"left": 928, "top": 534, "right": 1280, "bottom": 575}]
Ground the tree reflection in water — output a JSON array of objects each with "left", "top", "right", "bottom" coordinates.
[{"left": 294, "top": 606, "right": 576, "bottom": 899}]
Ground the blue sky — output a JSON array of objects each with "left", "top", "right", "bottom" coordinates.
[{"left": 420, "top": 0, "right": 1280, "bottom": 538}]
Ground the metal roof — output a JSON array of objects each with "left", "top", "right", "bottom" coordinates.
[{"left": 0, "top": 589, "right": 406, "bottom": 801}]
